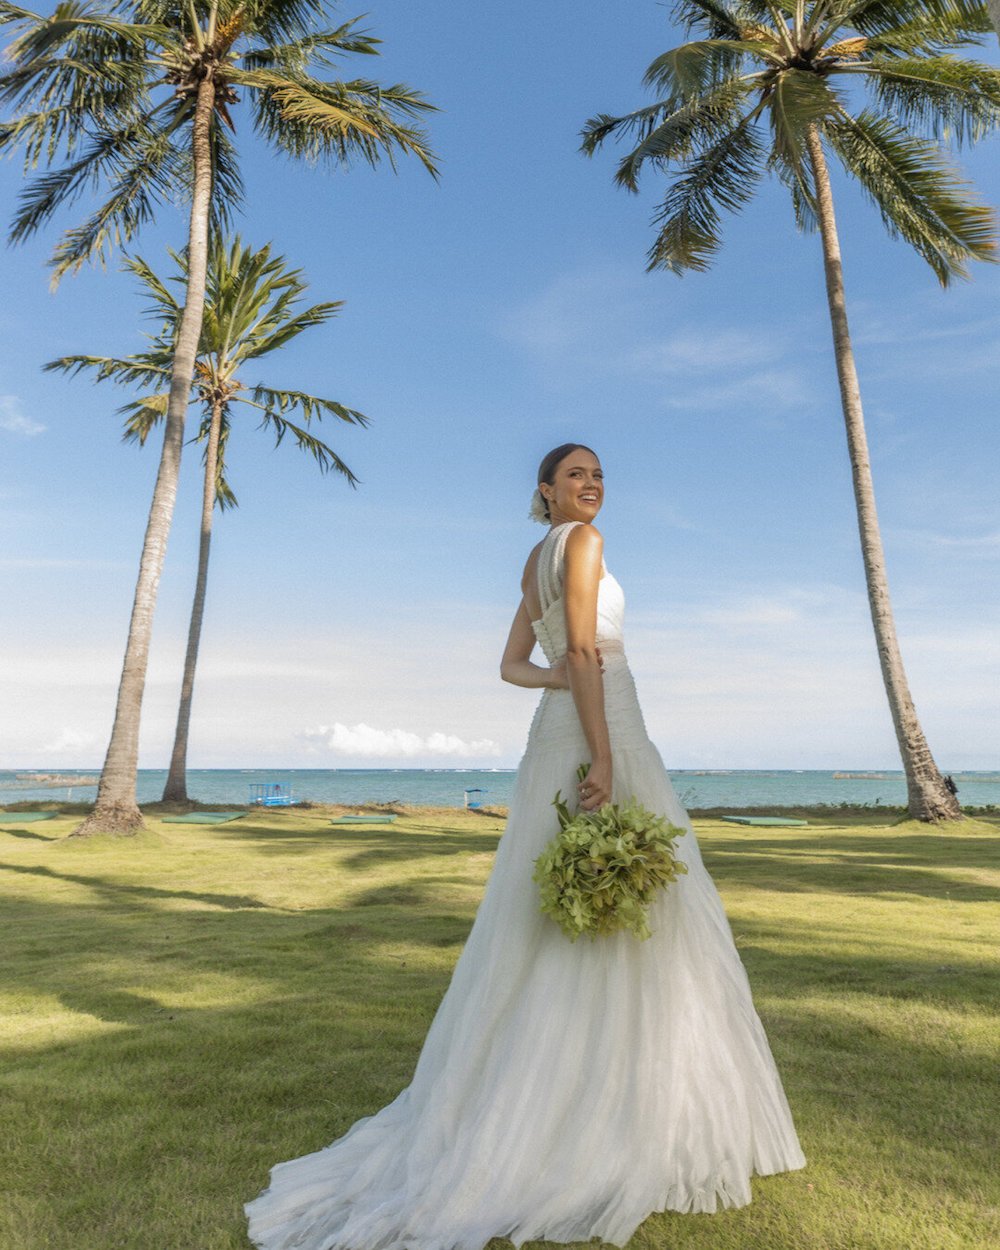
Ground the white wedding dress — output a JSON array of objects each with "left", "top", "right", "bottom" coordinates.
[{"left": 245, "top": 520, "right": 806, "bottom": 1250}]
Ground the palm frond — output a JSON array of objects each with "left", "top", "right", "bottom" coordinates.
[
  {"left": 862, "top": 8, "right": 991, "bottom": 55},
  {"left": 250, "top": 385, "right": 369, "bottom": 430},
  {"left": 235, "top": 68, "right": 438, "bottom": 176},
  {"left": 581, "top": 70, "right": 763, "bottom": 161},
  {"left": 0, "top": 54, "right": 149, "bottom": 165},
  {"left": 243, "top": 394, "right": 362, "bottom": 485},
  {"left": 43, "top": 351, "right": 170, "bottom": 387},
  {"left": 842, "top": 0, "right": 988, "bottom": 38},
  {"left": 46, "top": 121, "right": 187, "bottom": 278},
  {"left": 605, "top": 78, "right": 762, "bottom": 191},
  {"left": 119, "top": 392, "right": 170, "bottom": 444},
  {"left": 767, "top": 68, "right": 841, "bottom": 174},
  {"left": 824, "top": 107, "right": 997, "bottom": 282},
  {"left": 672, "top": 0, "right": 747, "bottom": 39},
  {"left": 236, "top": 0, "right": 343, "bottom": 46},
  {"left": 8, "top": 108, "right": 178, "bottom": 243},
  {"left": 843, "top": 54, "right": 1000, "bottom": 145},
  {"left": 232, "top": 301, "right": 339, "bottom": 360},
  {"left": 0, "top": 5, "right": 35, "bottom": 29},
  {"left": 2, "top": 2, "right": 166, "bottom": 56},
  {"left": 240, "top": 18, "right": 380, "bottom": 71},
  {"left": 207, "top": 120, "right": 245, "bottom": 232},
  {"left": 642, "top": 39, "right": 780, "bottom": 97},
  {"left": 647, "top": 112, "right": 767, "bottom": 273},
  {"left": 192, "top": 408, "right": 238, "bottom": 510},
  {"left": 768, "top": 144, "right": 819, "bottom": 230}
]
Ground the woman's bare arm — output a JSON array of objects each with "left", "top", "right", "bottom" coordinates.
[
  {"left": 563, "top": 524, "right": 611, "bottom": 810},
  {"left": 500, "top": 600, "right": 570, "bottom": 689}
]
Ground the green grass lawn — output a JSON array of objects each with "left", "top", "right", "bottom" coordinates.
[{"left": 1, "top": 805, "right": 997, "bottom": 1250}]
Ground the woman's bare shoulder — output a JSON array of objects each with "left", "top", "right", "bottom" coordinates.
[{"left": 565, "top": 522, "right": 603, "bottom": 557}]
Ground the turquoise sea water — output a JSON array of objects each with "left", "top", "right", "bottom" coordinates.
[{"left": 2, "top": 768, "right": 998, "bottom": 809}]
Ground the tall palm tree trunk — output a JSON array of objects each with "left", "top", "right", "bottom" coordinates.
[
  {"left": 162, "top": 398, "right": 223, "bottom": 803},
  {"left": 73, "top": 75, "right": 217, "bottom": 836},
  {"left": 805, "top": 125, "right": 962, "bottom": 824}
]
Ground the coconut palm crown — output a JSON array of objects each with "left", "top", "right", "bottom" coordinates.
[
  {"left": 47, "top": 236, "right": 365, "bottom": 498},
  {"left": 582, "top": 0, "right": 999, "bottom": 282},
  {"left": 0, "top": 0, "right": 438, "bottom": 279}
]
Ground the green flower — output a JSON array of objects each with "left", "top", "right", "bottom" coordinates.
[{"left": 532, "top": 764, "right": 688, "bottom": 941}]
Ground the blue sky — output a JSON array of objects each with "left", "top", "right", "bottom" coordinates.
[{"left": 2, "top": 0, "right": 998, "bottom": 772}]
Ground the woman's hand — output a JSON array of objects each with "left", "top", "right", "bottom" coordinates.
[
  {"left": 549, "top": 646, "right": 602, "bottom": 690},
  {"left": 548, "top": 659, "right": 570, "bottom": 689},
  {"left": 578, "top": 758, "right": 612, "bottom": 811}
]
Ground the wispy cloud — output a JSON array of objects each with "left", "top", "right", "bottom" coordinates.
[
  {"left": 43, "top": 727, "right": 96, "bottom": 753},
  {"left": 889, "top": 528, "right": 1000, "bottom": 558},
  {"left": 503, "top": 264, "right": 813, "bottom": 415},
  {"left": 303, "top": 722, "right": 502, "bottom": 760},
  {"left": 663, "top": 367, "right": 812, "bottom": 413},
  {"left": 0, "top": 395, "right": 45, "bottom": 437},
  {"left": 627, "top": 329, "right": 785, "bottom": 375}
]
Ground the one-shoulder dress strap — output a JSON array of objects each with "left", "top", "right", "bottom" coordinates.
[{"left": 537, "top": 521, "right": 583, "bottom": 616}]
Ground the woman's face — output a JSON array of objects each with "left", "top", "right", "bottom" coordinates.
[{"left": 542, "top": 449, "right": 604, "bottom": 524}]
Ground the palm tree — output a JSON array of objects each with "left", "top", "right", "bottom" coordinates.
[
  {"left": 1, "top": 0, "right": 436, "bottom": 834},
  {"left": 46, "top": 235, "right": 367, "bottom": 803},
  {"left": 582, "top": 0, "right": 1000, "bottom": 823}
]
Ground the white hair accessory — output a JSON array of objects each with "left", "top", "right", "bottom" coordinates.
[{"left": 529, "top": 488, "right": 549, "bottom": 524}]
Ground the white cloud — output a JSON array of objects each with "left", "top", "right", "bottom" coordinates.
[
  {"left": 303, "top": 722, "right": 502, "bottom": 760},
  {"left": 0, "top": 395, "right": 45, "bottom": 437},
  {"left": 889, "top": 528, "right": 1000, "bottom": 558},
  {"left": 42, "top": 727, "right": 96, "bottom": 753}
]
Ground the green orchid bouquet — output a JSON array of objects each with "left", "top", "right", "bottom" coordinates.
[{"left": 533, "top": 764, "right": 687, "bottom": 942}]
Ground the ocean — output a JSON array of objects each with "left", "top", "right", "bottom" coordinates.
[{"left": 2, "top": 768, "right": 998, "bottom": 809}]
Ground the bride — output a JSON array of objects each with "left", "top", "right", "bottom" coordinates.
[{"left": 245, "top": 443, "right": 807, "bottom": 1250}]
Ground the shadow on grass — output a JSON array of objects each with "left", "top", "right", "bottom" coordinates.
[
  {"left": 703, "top": 834, "right": 999, "bottom": 901},
  {"left": 733, "top": 921, "right": 999, "bottom": 1012},
  {"left": 214, "top": 819, "right": 503, "bottom": 866},
  {"left": 0, "top": 861, "right": 270, "bottom": 911},
  {"left": 1, "top": 826, "right": 63, "bottom": 841}
]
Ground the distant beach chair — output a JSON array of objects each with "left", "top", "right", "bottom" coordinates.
[
  {"left": 464, "top": 788, "right": 487, "bottom": 809},
  {"left": 249, "top": 782, "right": 296, "bottom": 808}
]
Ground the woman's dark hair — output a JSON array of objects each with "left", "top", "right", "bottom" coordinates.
[{"left": 536, "top": 443, "right": 598, "bottom": 519}]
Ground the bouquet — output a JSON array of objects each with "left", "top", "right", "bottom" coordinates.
[{"left": 532, "top": 764, "right": 687, "bottom": 942}]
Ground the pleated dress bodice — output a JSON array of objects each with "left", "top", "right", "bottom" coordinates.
[
  {"left": 530, "top": 521, "right": 624, "bottom": 664},
  {"left": 526, "top": 521, "right": 646, "bottom": 763}
]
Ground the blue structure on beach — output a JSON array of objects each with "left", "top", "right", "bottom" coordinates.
[{"left": 249, "top": 782, "right": 296, "bottom": 807}]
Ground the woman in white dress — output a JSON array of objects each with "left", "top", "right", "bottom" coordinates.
[{"left": 245, "top": 443, "right": 806, "bottom": 1250}]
